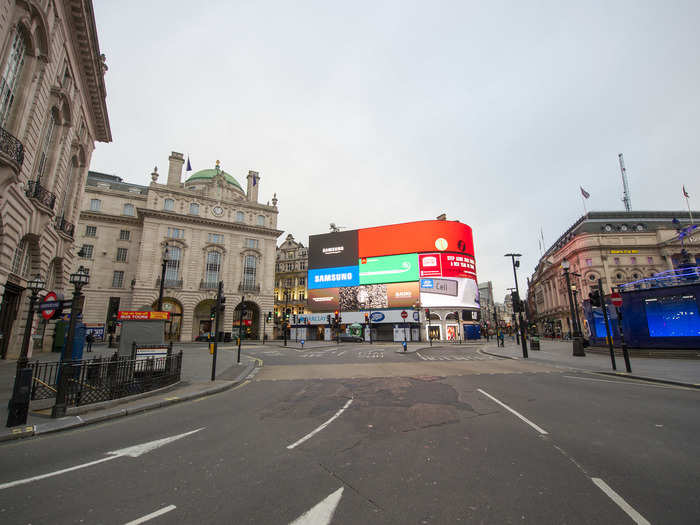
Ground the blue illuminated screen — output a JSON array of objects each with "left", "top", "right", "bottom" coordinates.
[
  {"left": 644, "top": 295, "right": 700, "bottom": 337},
  {"left": 592, "top": 310, "right": 618, "bottom": 339}
]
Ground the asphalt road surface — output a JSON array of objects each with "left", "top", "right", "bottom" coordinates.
[{"left": 1, "top": 343, "right": 698, "bottom": 524}]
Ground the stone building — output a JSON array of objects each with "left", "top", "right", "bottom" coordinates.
[
  {"left": 528, "top": 211, "right": 698, "bottom": 338},
  {"left": 0, "top": 0, "right": 110, "bottom": 359},
  {"left": 74, "top": 153, "right": 281, "bottom": 342},
  {"left": 273, "top": 233, "right": 308, "bottom": 337},
  {"left": 478, "top": 280, "right": 494, "bottom": 326}
]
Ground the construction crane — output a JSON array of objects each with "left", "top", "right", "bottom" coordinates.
[{"left": 618, "top": 153, "right": 632, "bottom": 211}]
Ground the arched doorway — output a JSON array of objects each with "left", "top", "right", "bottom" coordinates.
[
  {"left": 193, "top": 299, "right": 216, "bottom": 339},
  {"left": 151, "top": 298, "right": 182, "bottom": 341},
  {"left": 234, "top": 301, "right": 260, "bottom": 340}
]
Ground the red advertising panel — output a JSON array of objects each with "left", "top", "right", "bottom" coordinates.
[
  {"left": 419, "top": 252, "right": 477, "bottom": 280},
  {"left": 358, "top": 220, "right": 474, "bottom": 258},
  {"left": 307, "top": 288, "right": 340, "bottom": 311},
  {"left": 117, "top": 311, "right": 171, "bottom": 320}
]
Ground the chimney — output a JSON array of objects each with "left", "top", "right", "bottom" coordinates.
[
  {"left": 167, "top": 151, "right": 185, "bottom": 187},
  {"left": 246, "top": 170, "right": 260, "bottom": 202}
]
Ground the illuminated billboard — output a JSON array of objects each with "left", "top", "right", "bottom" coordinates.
[
  {"left": 420, "top": 277, "right": 480, "bottom": 308},
  {"left": 359, "top": 253, "right": 419, "bottom": 284},
  {"left": 308, "top": 282, "right": 421, "bottom": 312},
  {"left": 308, "top": 230, "right": 359, "bottom": 269},
  {"left": 419, "top": 252, "right": 477, "bottom": 280},
  {"left": 358, "top": 220, "right": 474, "bottom": 258},
  {"left": 308, "top": 266, "right": 359, "bottom": 289}
]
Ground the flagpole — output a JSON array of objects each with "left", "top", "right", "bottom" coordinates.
[
  {"left": 685, "top": 195, "right": 694, "bottom": 224},
  {"left": 580, "top": 192, "right": 588, "bottom": 216}
]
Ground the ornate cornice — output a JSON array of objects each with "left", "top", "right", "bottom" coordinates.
[
  {"left": 64, "top": 0, "right": 111, "bottom": 142},
  {"left": 138, "top": 208, "right": 283, "bottom": 237},
  {"left": 80, "top": 210, "right": 141, "bottom": 225}
]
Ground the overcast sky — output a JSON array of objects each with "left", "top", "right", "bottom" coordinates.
[{"left": 90, "top": 0, "right": 700, "bottom": 303}]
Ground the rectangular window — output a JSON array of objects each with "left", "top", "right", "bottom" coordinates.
[
  {"left": 167, "top": 227, "right": 184, "bottom": 239},
  {"left": 243, "top": 255, "right": 257, "bottom": 286},
  {"left": 119, "top": 229, "right": 131, "bottom": 241},
  {"left": 630, "top": 256, "right": 637, "bottom": 265},
  {"left": 81, "top": 244, "right": 93, "bottom": 259},
  {"left": 257, "top": 215, "right": 265, "bottom": 226},
  {"left": 647, "top": 256, "right": 653, "bottom": 264},
  {"left": 299, "top": 292, "right": 305, "bottom": 301},
  {"left": 164, "top": 198, "right": 175, "bottom": 211},
  {"left": 112, "top": 271, "right": 124, "bottom": 288},
  {"left": 585, "top": 258, "right": 592, "bottom": 267},
  {"left": 189, "top": 203, "right": 199, "bottom": 215},
  {"left": 90, "top": 199, "right": 101, "bottom": 211},
  {"left": 116, "top": 247, "right": 128, "bottom": 262},
  {"left": 205, "top": 251, "right": 221, "bottom": 284},
  {"left": 245, "top": 238, "right": 258, "bottom": 249},
  {"left": 123, "top": 203, "right": 135, "bottom": 216},
  {"left": 85, "top": 226, "right": 97, "bottom": 237},
  {"left": 236, "top": 211, "right": 245, "bottom": 222},
  {"left": 298, "top": 277, "right": 305, "bottom": 286},
  {"left": 614, "top": 257, "right": 620, "bottom": 265},
  {"left": 165, "top": 246, "right": 181, "bottom": 281},
  {"left": 208, "top": 233, "right": 224, "bottom": 244}
]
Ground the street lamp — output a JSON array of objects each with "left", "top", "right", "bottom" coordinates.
[
  {"left": 157, "top": 244, "right": 169, "bottom": 311},
  {"left": 17, "top": 274, "right": 45, "bottom": 368},
  {"left": 283, "top": 289, "right": 289, "bottom": 347},
  {"left": 504, "top": 253, "right": 528, "bottom": 358},
  {"left": 561, "top": 258, "right": 585, "bottom": 356}
]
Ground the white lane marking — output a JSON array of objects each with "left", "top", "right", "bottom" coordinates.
[
  {"left": 591, "top": 478, "right": 651, "bottom": 525},
  {"left": 287, "top": 399, "right": 353, "bottom": 450},
  {"left": 416, "top": 352, "right": 426, "bottom": 360},
  {"left": 477, "top": 389, "right": 548, "bottom": 435},
  {"left": 336, "top": 351, "right": 346, "bottom": 356},
  {"left": 564, "top": 375, "right": 682, "bottom": 389},
  {"left": 124, "top": 505, "right": 177, "bottom": 525},
  {"left": 290, "top": 487, "right": 344, "bottom": 525},
  {"left": 0, "top": 428, "right": 204, "bottom": 491}
]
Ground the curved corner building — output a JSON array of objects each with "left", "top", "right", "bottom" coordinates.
[{"left": 300, "top": 219, "right": 480, "bottom": 342}]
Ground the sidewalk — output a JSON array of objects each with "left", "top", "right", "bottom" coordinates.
[
  {"left": 0, "top": 343, "right": 258, "bottom": 440},
  {"left": 482, "top": 339, "right": 700, "bottom": 388}
]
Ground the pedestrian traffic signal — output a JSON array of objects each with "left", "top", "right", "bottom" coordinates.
[{"left": 589, "top": 290, "right": 602, "bottom": 307}]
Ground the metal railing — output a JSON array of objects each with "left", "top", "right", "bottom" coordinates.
[
  {"left": 238, "top": 282, "right": 260, "bottom": 293},
  {"left": 0, "top": 126, "right": 24, "bottom": 168},
  {"left": 54, "top": 351, "right": 182, "bottom": 408},
  {"left": 54, "top": 215, "right": 75, "bottom": 237},
  {"left": 27, "top": 357, "right": 89, "bottom": 400},
  {"left": 156, "top": 277, "right": 183, "bottom": 289},
  {"left": 25, "top": 180, "right": 56, "bottom": 210},
  {"left": 200, "top": 280, "right": 219, "bottom": 290}
]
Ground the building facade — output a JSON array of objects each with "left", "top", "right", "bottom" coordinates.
[
  {"left": 0, "top": 0, "right": 110, "bottom": 359},
  {"left": 528, "top": 211, "right": 698, "bottom": 338},
  {"left": 74, "top": 153, "right": 281, "bottom": 342},
  {"left": 273, "top": 233, "right": 308, "bottom": 337},
  {"left": 478, "top": 280, "right": 494, "bottom": 327}
]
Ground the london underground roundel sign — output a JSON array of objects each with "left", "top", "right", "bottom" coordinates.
[{"left": 40, "top": 291, "right": 58, "bottom": 320}]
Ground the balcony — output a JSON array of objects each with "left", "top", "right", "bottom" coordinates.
[
  {"left": 25, "top": 180, "right": 56, "bottom": 210},
  {"left": 238, "top": 282, "right": 260, "bottom": 294},
  {"left": 54, "top": 215, "right": 75, "bottom": 238},
  {"left": 0, "top": 126, "right": 24, "bottom": 175},
  {"left": 156, "top": 277, "right": 183, "bottom": 289},
  {"left": 200, "top": 280, "right": 219, "bottom": 290}
]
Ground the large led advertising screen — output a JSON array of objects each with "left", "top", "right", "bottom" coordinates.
[
  {"left": 419, "top": 277, "right": 480, "bottom": 308},
  {"left": 307, "top": 282, "right": 421, "bottom": 312},
  {"left": 358, "top": 221, "right": 474, "bottom": 258},
  {"left": 308, "top": 230, "right": 359, "bottom": 269},
  {"left": 419, "top": 252, "right": 477, "bottom": 280},
  {"left": 308, "top": 266, "right": 359, "bottom": 289},
  {"left": 644, "top": 295, "right": 700, "bottom": 337},
  {"left": 359, "top": 253, "right": 419, "bottom": 285}
]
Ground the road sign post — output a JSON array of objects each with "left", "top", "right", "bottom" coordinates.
[
  {"left": 611, "top": 291, "right": 632, "bottom": 373},
  {"left": 598, "top": 280, "right": 616, "bottom": 371},
  {"left": 401, "top": 310, "right": 408, "bottom": 343}
]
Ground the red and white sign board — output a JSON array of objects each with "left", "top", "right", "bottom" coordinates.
[
  {"left": 611, "top": 292, "right": 623, "bottom": 307},
  {"left": 40, "top": 292, "right": 58, "bottom": 320},
  {"left": 419, "top": 252, "right": 477, "bottom": 280},
  {"left": 401, "top": 310, "right": 408, "bottom": 319},
  {"left": 117, "top": 311, "right": 171, "bottom": 320}
]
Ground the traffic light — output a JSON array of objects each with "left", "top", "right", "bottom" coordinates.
[
  {"left": 285, "top": 308, "right": 291, "bottom": 320},
  {"left": 454, "top": 311, "right": 459, "bottom": 321},
  {"left": 589, "top": 290, "right": 602, "bottom": 307},
  {"left": 292, "top": 314, "right": 297, "bottom": 324},
  {"left": 364, "top": 312, "right": 369, "bottom": 323},
  {"left": 334, "top": 310, "right": 339, "bottom": 322},
  {"left": 425, "top": 308, "right": 430, "bottom": 319},
  {"left": 266, "top": 311, "right": 272, "bottom": 322},
  {"left": 327, "top": 314, "right": 331, "bottom": 325},
  {"left": 219, "top": 296, "right": 226, "bottom": 311},
  {"left": 210, "top": 306, "right": 216, "bottom": 320}
]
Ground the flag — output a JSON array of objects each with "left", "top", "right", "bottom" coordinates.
[
  {"left": 683, "top": 185, "right": 690, "bottom": 198},
  {"left": 580, "top": 186, "right": 590, "bottom": 199},
  {"left": 186, "top": 156, "right": 192, "bottom": 172}
]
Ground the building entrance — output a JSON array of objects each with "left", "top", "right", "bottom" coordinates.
[{"left": 0, "top": 282, "right": 23, "bottom": 359}]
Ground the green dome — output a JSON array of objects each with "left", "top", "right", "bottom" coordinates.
[{"left": 185, "top": 167, "right": 243, "bottom": 192}]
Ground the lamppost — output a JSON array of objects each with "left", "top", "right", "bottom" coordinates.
[
  {"left": 64, "top": 266, "right": 90, "bottom": 361},
  {"left": 571, "top": 284, "right": 583, "bottom": 341},
  {"left": 283, "top": 289, "right": 289, "bottom": 347},
  {"left": 561, "top": 258, "right": 585, "bottom": 356},
  {"left": 18, "top": 274, "right": 45, "bottom": 368},
  {"left": 157, "top": 244, "right": 169, "bottom": 311},
  {"left": 6, "top": 274, "right": 45, "bottom": 427},
  {"left": 504, "top": 253, "right": 528, "bottom": 358}
]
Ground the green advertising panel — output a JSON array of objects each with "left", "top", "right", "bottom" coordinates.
[{"left": 358, "top": 253, "right": 419, "bottom": 285}]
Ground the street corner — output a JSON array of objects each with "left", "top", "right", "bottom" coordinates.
[{"left": 0, "top": 424, "right": 36, "bottom": 443}]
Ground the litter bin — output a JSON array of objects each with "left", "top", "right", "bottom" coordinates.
[{"left": 530, "top": 336, "right": 540, "bottom": 351}]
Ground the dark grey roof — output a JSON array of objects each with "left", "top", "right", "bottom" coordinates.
[{"left": 87, "top": 170, "right": 148, "bottom": 195}]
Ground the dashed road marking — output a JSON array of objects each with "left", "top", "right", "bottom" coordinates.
[
  {"left": 591, "top": 478, "right": 651, "bottom": 525},
  {"left": 124, "top": 504, "right": 177, "bottom": 525}
]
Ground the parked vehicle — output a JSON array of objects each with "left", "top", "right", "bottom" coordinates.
[{"left": 339, "top": 333, "right": 363, "bottom": 342}]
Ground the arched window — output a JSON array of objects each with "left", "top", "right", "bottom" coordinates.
[
  {"left": 0, "top": 27, "right": 27, "bottom": 125},
  {"left": 164, "top": 198, "right": 174, "bottom": 211},
  {"left": 243, "top": 254, "right": 256, "bottom": 286},
  {"left": 35, "top": 110, "right": 57, "bottom": 179},
  {"left": 11, "top": 238, "right": 31, "bottom": 276},
  {"left": 204, "top": 251, "right": 221, "bottom": 285},
  {"left": 165, "top": 246, "right": 181, "bottom": 282},
  {"left": 59, "top": 158, "right": 77, "bottom": 216}
]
